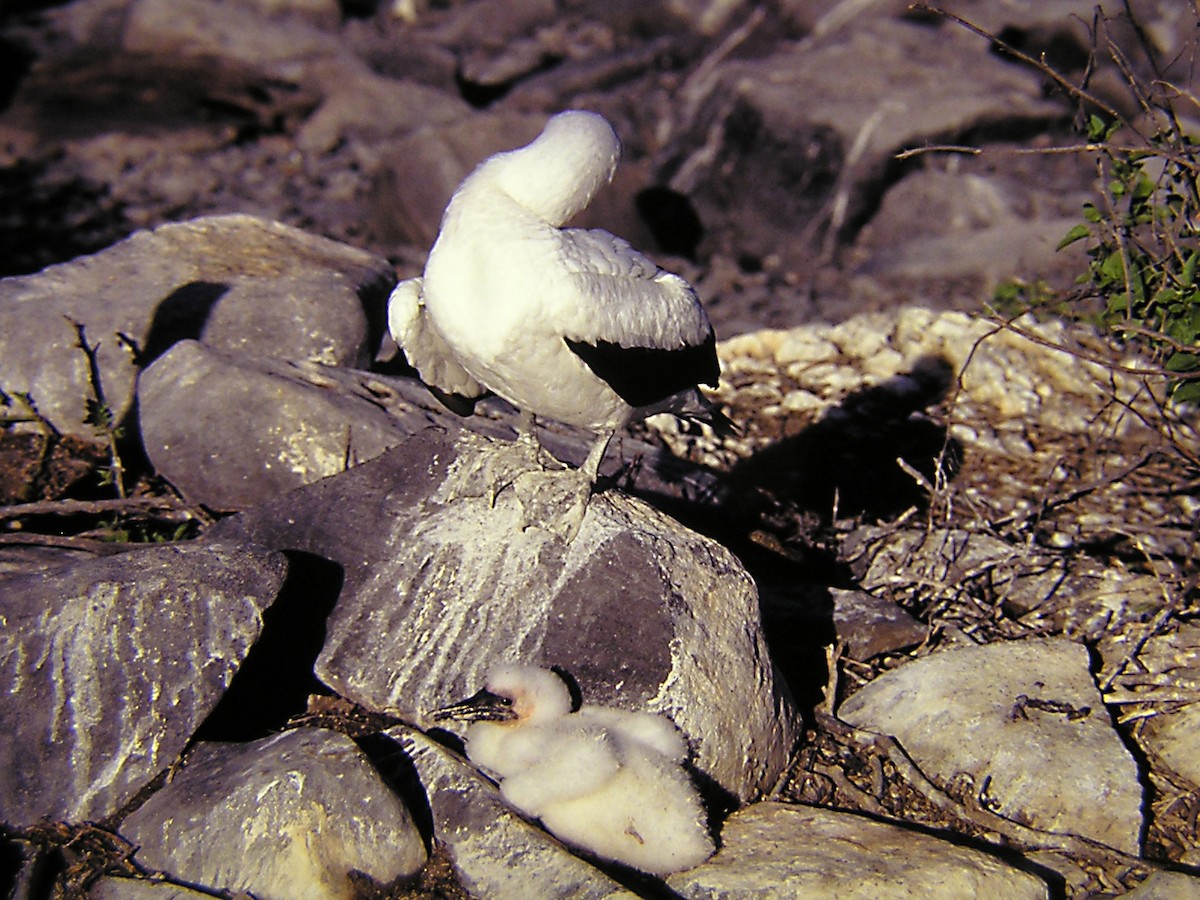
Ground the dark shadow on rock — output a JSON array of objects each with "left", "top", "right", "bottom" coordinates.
[
  {"left": 756, "top": 580, "right": 838, "bottom": 722},
  {"left": 726, "top": 355, "right": 961, "bottom": 523},
  {"left": 137, "top": 280, "right": 228, "bottom": 368},
  {"left": 454, "top": 54, "right": 564, "bottom": 109},
  {"left": 1086, "top": 643, "right": 1153, "bottom": 858},
  {"left": 193, "top": 550, "right": 342, "bottom": 743},
  {"left": 356, "top": 731, "right": 437, "bottom": 853},
  {"left": 358, "top": 269, "right": 396, "bottom": 362},
  {"left": 0, "top": 34, "right": 34, "bottom": 113},
  {"left": 0, "top": 837, "right": 27, "bottom": 900},
  {"left": 0, "top": 835, "right": 57, "bottom": 900},
  {"left": 629, "top": 356, "right": 962, "bottom": 722},
  {"left": 0, "top": 160, "right": 132, "bottom": 278}
]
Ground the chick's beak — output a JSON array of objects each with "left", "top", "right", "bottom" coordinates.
[{"left": 431, "top": 687, "right": 517, "bottom": 723}]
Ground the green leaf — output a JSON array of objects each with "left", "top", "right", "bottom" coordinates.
[
  {"left": 1182, "top": 250, "right": 1198, "bottom": 288},
  {"left": 1132, "top": 175, "right": 1155, "bottom": 201},
  {"left": 1100, "top": 251, "right": 1127, "bottom": 285},
  {"left": 1165, "top": 351, "right": 1200, "bottom": 373},
  {"left": 1170, "top": 378, "right": 1200, "bottom": 404},
  {"left": 1057, "top": 224, "right": 1091, "bottom": 250},
  {"left": 1087, "top": 114, "right": 1111, "bottom": 142},
  {"left": 1082, "top": 203, "right": 1102, "bottom": 223}
]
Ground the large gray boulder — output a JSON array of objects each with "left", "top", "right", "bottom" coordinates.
[
  {"left": 212, "top": 428, "right": 801, "bottom": 801},
  {"left": 0, "top": 214, "right": 393, "bottom": 436},
  {"left": 661, "top": 16, "right": 1066, "bottom": 266},
  {"left": 138, "top": 341, "right": 413, "bottom": 509},
  {"left": 0, "top": 541, "right": 288, "bottom": 825}
]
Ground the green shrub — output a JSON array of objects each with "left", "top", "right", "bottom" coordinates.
[{"left": 1058, "top": 113, "right": 1200, "bottom": 404}]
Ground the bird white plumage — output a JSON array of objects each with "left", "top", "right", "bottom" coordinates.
[
  {"left": 432, "top": 664, "right": 715, "bottom": 875},
  {"left": 388, "top": 110, "right": 724, "bottom": 487}
]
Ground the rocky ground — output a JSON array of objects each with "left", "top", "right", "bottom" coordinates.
[{"left": 1, "top": 0, "right": 1199, "bottom": 898}]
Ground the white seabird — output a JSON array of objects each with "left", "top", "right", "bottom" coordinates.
[
  {"left": 388, "top": 110, "right": 726, "bottom": 492},
  {"left": 432, "top": 663, "right": 715, "bottom": 876}
]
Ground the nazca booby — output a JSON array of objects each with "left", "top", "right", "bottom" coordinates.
[
  {"left": 388, "top": 110, "right": 726, "bottom": 493},
  {"left": 432, "top": 664, "right": 715, "bottom": 875}
]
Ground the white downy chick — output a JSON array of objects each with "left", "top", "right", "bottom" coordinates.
[{"left": 432, "top": 664, "right": 715, "bottom": 875}]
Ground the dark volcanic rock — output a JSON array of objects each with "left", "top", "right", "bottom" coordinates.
[
  {"left": 212, "top": 428, "right": 801, "bottom": 801},
  {"left": 0, "top": 541, "right": 288, "bottom": 826}
]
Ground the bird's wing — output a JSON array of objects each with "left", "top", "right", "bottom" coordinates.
[
  {"left": 387, "top": 277, "right": 486, "bottom": 414},
  {"left": 498, "top": 725, "right": 621, "bottom": 817},
  {"left": 554, "top": 229, "right": 719, "bottom": 407},
  {"left": 579, "top": 707, "right": 688, "bottom": 762}
]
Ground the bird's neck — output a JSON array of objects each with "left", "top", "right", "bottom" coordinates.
[{"left": 484, "top": 140, "right": 616, "bottom": 227}]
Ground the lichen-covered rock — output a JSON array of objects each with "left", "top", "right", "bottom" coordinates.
[
  {"left": 121, "top": 728, "right": 427, "bottom": 900},
  {"left": 0, "top": 541, "right": 288, "bottom": 825}
]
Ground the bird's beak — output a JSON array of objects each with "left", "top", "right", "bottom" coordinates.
[{"left": 431, "top": 687, "right": 517, "bottom": 723}]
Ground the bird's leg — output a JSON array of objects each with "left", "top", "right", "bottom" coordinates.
[
  {"left": 514, "top": 409, "right": 566, "bottom": 471},
  {"left": 579, "top": 431, "right": 614, "bottom": 486},
  {"left": 515, "top": 409, "right": 542, "bottom": 460}
]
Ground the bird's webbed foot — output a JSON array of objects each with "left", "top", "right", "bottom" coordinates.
[
  {"left": 440, "top": 432, "right": 546, "bottom": 505},
  {"left": 512, "top": 467, "right": 594, "bottom": 541}
]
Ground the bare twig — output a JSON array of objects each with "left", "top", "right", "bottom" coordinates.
[
  {"left": 67, "top": 317, "right": 126, "bottom": 499},
  {"left": 0, "top": 495, "right": 201, "bottom": 522},
  {"left": 0, "top": 532, "right": 130, "bottom": 554},
  {"left": 910, "top": 3, "right": 1126, "bottom": 124}
]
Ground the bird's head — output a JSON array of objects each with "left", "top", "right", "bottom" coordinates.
[{"left": 432, "top": 663, "right": 577, "bottom": 726}]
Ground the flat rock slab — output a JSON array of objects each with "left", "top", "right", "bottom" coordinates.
[
  {"left": 121, "top": 727, "right": 426, "bottom": 899},
  {"left": 838, "top": 637, "right": 1143, "bottom": 855},
  {"left": 213, "top": 429, "right": 800, "bottom": 801},
  {"left": 667, "top": 801, "right": 1048, "bottom": 898},
  {"left": 90, "top": 878, "right": 218, "bottom": 899},
  {"left": 0, "top": 213, "right": 392, "bottom": 435},
  {"left": 390, "top": 727, "right": 637, "bottom": 899},
  {"left": 829, "top": 587, "right": 928, "bottom": 660},
  {"left": 0, "top": 541, "right": 287, "bottom": 825},
  {"left": 1124, "top": 870, "right": 1200, "bottom": 899}
]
